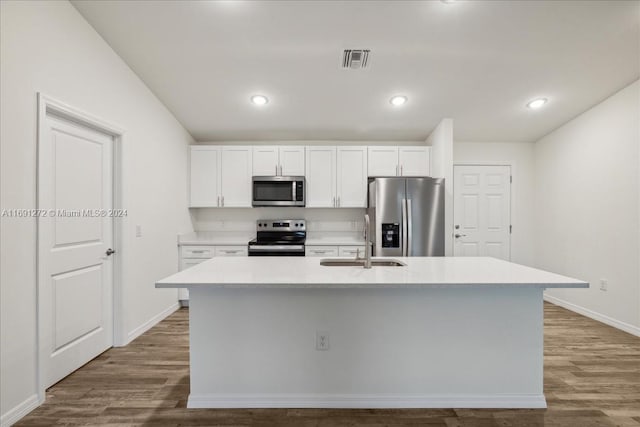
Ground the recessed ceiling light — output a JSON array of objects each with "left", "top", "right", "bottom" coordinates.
[
  {"left": 251, "top": 95, "right": 269, "bottom": 106},
  {"left": 526, "top": 98, "right": 548, "bottom": 110},
  {"left": 390, "top": 95, "right": 408, "bottom": 106},
  {"left": 440, "top": 0, "right": 456, "bottom": 3}
]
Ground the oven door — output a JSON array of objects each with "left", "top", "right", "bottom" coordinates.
[{"left": 252, "top": 177, "right": 305, "bottom": 207}]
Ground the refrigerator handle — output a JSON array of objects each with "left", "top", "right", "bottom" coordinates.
[
  {"left": 407, "top": 199, "right": 412, "bottom": 256},
  {"left": 401, "top": 198, "right": 408, "bottom": 256}
]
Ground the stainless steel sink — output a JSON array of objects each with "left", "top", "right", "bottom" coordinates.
[{"left": 320, "top": 258, "right": 406, "bottom": 267}]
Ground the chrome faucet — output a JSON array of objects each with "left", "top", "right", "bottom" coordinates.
[{"left": 363, "top": 214, "right": 372, "bottom": 269}]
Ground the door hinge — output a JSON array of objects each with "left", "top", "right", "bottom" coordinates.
[{"left": 509, "top": 225, "right": 512, "bottom": 234}]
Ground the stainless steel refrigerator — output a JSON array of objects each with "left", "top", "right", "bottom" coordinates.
[{"left": 367, "top": 177, "right": 445, "bottom": 256}]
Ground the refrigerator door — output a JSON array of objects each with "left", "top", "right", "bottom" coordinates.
[
  {"left": 406, "top": 177, "right": 445, "bottom": 256},
  {"left": 368, "top": 177, "right": 406, "bottom": 257}
]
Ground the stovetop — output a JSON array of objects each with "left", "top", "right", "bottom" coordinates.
[{"left": 249, "top": 219, "right": 306, "bottom": 246}]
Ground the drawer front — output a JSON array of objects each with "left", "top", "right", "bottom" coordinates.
[
  {"left": 305, "top": 245, "right": 339, "bottom": 257},
  {"left": 338, "top": 246, "right": 366, "bottom": 257},
  {"left": 180, "top": 258, "right": 207, "bottom": 271},
  {"left": 215, "top": 246, "right": 248, "bottom": 257},
  {"left": 181, "top": 245, "right": 215, "bottom": 259}
]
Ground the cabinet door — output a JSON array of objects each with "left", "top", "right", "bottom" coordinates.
[
  {"left": 338, "top": 246, "right": 366, "bottom": 257},
  {"left": 215, "top": 246, "right": 248, "bottom": 256},
  {"left": 190, "top": 146, "right": 220, "bottom": 207},
  {"left": 305, "top": 146, "right": 336, "bottom": 207},
  {"left": 252, "top": 146, "right": 279, "bottom": 176},
  {"left": 220, "top": 146, "right": 252, "bottom": 207},
  {"left": 399, "top": 146, "right": 430, "bottom": 176},
  {"left": 336, "top": 146, "right": 367, "bottom": 208},
  {"left": 367, "top": 146, "right": 399, "bottom": 177},
  {"left": 306, "top": 246, "right": 339, "bottom": 257},
  {"left": 279, "top": 146, "right": 305, "bottom": 176}
]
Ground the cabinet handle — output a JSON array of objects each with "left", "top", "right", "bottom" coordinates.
[
  {"left": 400, "top": 165, "right": 403, "bottom": 175},
  {"left": 337, "top": 196, "right": 340, "bottom": 207},
  {"left": 191, "top": 250, "right": 205, "bottom": 254},
  {"left": 396, "top": 164, "right": 399, "bottom": 176},
  {"left": 332, "top": 196, "right": 335, "bottom": 207},
  {"left": 217, "top": 196, "right": 220, "bottom": 207},
  {"left": 275, "top": 165, "right": 278, "bottom": 175},
  {"left": 222, "top": 250, "right": 240, "bottom": 254},
  {"left": 279, "top": 165, "right": 283, "bottom": 175},
  {"left": 221, "top": 196, "right": 224, "bottom": 207}
]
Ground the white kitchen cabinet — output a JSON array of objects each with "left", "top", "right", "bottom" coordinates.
[
  {"left": 367, "top": 146, "right": 399, "bottom": 177},
  {"left": 367, "top": 146, "right": 431, "bottom": 177},
  {"left": 305, "top": 146, "right": 336, "bottom": 207},
  {"left": 305, "top": 245, "right": 339, "bottom": 257},
  {"left": 220, "top": 146, "right": 252, "bottom": 207},
  {"left": 215, "top": 246, "right": 248, "bottom": 256},
  {"left": 190, "top": 146, "right": 221, "bottom": 207},
  {"left": 190, "top": 146, "right": 252, "bottom": 208},
  {"left": 181, "top": 245, "right": 215, "bottom": 259},
  {"left": 336, "top": 146, "right": 367, "bottom": 207},
  {"left": 338, "top": 245, "right": 367, "bottom": 257},
  {"left": 253, "top": 146, "right": 305, "bottom": 176},
  {"left": 306, "top": 146, "right": 367, "bottom": 208},
  {"left": 179, "top": 244, "right": 247, "bottom": 302},
  {"left": 399, "top": 146, "right": 430, "bottom": 176}
]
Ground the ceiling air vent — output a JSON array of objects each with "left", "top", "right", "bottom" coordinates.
[{"left": 342, "top": 49, "right": 370, "bottom": 69}]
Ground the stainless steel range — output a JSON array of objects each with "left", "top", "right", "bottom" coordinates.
[{"left": 248, "top": 219, "right": 306, "bottom": 256}]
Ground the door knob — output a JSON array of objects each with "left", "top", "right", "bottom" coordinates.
[
  {"left": 105, "top": 248, "right": 115, "bottom": 256},
  {"left": 454, "top": 234, "right": 466, "bottom": 239}
]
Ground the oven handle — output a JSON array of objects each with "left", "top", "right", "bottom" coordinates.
[{"left": 249, "top": 245, "right": 305, "bottom": 251}]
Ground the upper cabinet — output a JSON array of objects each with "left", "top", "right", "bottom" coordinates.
[
  {"left": 189, "top": 146, "right": 252, "bottom": 208},
  {"left": 305, "top": 146, "right": 367, "bottom": 208},
  {"left": 190, "top": 144, "right": 429, "bottom": 209},
  {"left": 190, "top": 146, "right": 221, "bottom": 207},
  {"left": 367, "top": 146, "right": 430, "bottom": 177},
  {"left": 252, "top": 146, "right": 305, "bottom": 176},
  {"left": 305, "top": 146, "right": 336, "bottom": 208},
  {"left": 336, "top": 146, "right": 367, "bottom": 207}
]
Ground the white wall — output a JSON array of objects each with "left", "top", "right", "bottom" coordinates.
[
  {"left": 454, "top": 142, "right": 536, "bottom": 266},
  {"left": 427, "top": 119, "right": 454, "bottom": 255},
  {"left": 0, "top": 1, "right": 194, "bottom": 422},
  {"left": 534, "top": 80, "right": 640, "bottom": 334}
]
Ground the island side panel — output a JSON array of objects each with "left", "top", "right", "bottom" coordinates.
[{"left": 188, "top": 287, "right": 544, "bottom": 408}]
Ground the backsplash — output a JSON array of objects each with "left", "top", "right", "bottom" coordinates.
[{"left": 191, "top": 208, "right": 366, "bottom": 232}]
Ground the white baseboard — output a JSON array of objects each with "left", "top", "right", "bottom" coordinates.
[
  {"left": 125, "top": 302, "right": 180, "bottom": 345},
  {"left": 187, "top": 393, "right": 547, "bottom": 409},
  {"left": 544, "top": 294, "right": 640, "bottom": 337},
  {"left": 1, "top": 394, "right": 40, "bottom": 427}
]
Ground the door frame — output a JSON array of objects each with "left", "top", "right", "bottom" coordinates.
[
  {"left": 452, "top": 161, "right": 513, "bottom": 260},
  {"left": 36, "top": 93, "right": 125, "bottom": 402}
]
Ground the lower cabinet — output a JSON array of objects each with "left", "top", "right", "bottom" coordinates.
[
  {"left": 179, "top": 244, "right": 248, "bottom": 302},
  {"left": 306, "top": 245, "right": 367, "bottom": 257}
]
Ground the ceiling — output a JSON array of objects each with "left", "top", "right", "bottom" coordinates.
[{"left": 71, "top": 0, "right": 639, "bottom": 143}]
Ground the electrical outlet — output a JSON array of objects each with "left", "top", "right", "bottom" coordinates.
[
  {"left": 599, "top": 279, "right": 608, "bottom": 291},
  {"left": 316, "top": 331, "right": 329, "bottom": 351},
  {"left": 135, "top": 225, "right": 142, "bottom": 237}
]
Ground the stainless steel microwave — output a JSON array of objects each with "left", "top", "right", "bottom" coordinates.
[{"left": 252, "top": 176, "right": 305, "bottom": 207}]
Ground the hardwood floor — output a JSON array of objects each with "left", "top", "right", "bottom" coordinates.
[{"left": 15, "top": 303, "right": 640, "bottom": 426}]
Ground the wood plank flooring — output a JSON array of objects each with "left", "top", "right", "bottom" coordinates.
[{"left": 15, "top": 303, "right": 640, "bottom": 426}]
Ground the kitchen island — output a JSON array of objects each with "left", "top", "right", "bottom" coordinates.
[{"left": 156, "top": 256, "right": 587, "bottom": 409}]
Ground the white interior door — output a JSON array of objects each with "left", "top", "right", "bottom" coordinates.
[
  {"left": 38, "top": 114, "right": 114, "bottom": 388},
  {"left": 453, "top": 165, "right": 511, "bottom": 260}
]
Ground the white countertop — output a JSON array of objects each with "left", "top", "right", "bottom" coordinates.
[{"left": 156, "top": 256, "right": 588, "bottom": 289}]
